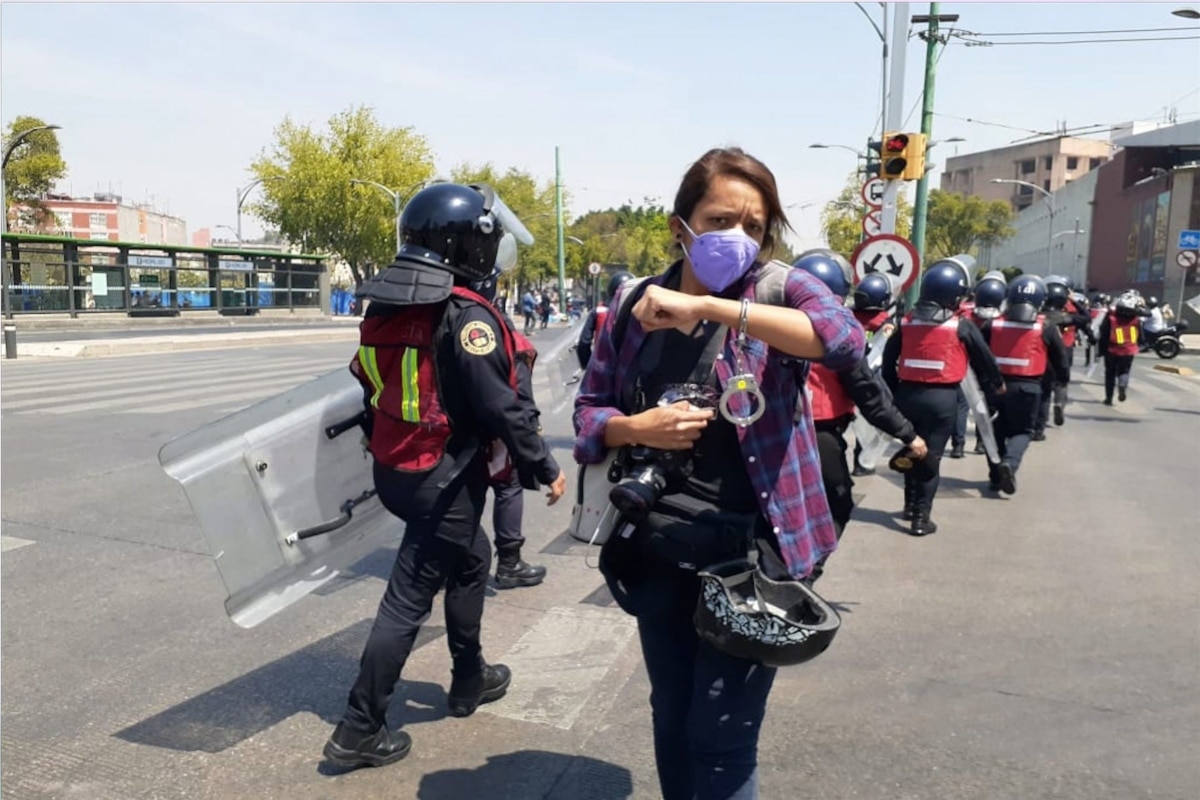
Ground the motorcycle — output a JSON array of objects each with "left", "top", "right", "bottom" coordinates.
[{"left": 1141, "top": 320, "right": 1189, "bottom": 360}]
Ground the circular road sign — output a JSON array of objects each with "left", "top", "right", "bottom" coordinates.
[
  {"left": 850, "top": 233, "right": 921, "bottom": 292},
  {"left": 1177, "top": 250, "right": 1198, "bottom": 270},
  {"left": 588, "top": 262, "right": 602, "bottom": 276},
  {"left": 861, "top": 177, "right": 885, "bottom": 208}
]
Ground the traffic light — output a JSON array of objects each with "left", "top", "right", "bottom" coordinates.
[
  {"left": 881, "top": 132, "right": 909, "bottom": 179},
  {"left": 879, "top": 132, "right": 928, "bottom": 181}
]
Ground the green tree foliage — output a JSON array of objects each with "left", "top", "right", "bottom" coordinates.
[
  {"left": 3, "top": 116, "right": 68, "bottom": 230},
  {"left": 448, "top": 162, "right": 560, "bottom": 292},
  {"left": 820, "top": 172, "right": 912, "bottom": 259},
  {"left": 248, "top": 106, "right": 435, "bottom": 290},
  {"left": 925, "top": 189, "right": 1015, "bottom": 261}
]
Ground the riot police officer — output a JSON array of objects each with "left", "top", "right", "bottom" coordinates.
[
  {"left": 965, "top": 271, "right": 1007, "bottom": 453},
  {"left": 793, "top": 252, "right": 927, "bottom": 566},
  {"left": 1098, "top": 291, "right": 1148, "bottom": 405},
  {"left": 576, "top": 270, "right": 634, "bottom": 370},
  {"left": 982, "top": 276, "right": 1069, "bottom": 495},
  {"left": 850, "top": 271, "right": 901, "bottom": 476},
  {"left": 324, "top": 183, "right": 567, "bottom": 769},
  {"left": 469, "top": 265, "right": 550, "bottom": 589},
  {"left": 1035, "top": 275, "right": 1093, "bottom": 433},
  {"left": 882, "top": 261, "right": 1004, "bottom": 536}
]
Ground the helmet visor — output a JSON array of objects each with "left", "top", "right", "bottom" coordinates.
[
  {"left": 491, "top": 194, "right": 535, "bottom": 246},
  {"left": 494, "top": 232, "right": 518, "bottom": 272}
]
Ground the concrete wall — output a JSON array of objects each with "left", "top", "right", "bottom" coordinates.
[{"left": 983, "top": 168, "right": 1098, "bottom": 285}]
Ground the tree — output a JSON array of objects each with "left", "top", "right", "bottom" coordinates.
[
  {"left": 820, "top": 172, "right": 912, "bottom": 258},
  {"left": 3, "top": 116, "right": 67, "bottom": 230},
  {"left": 924, "top": 189, "right": 1015, "bottom": 261},
  {"left": 248, "top": 106, "right": 435, "bottom": 294}
]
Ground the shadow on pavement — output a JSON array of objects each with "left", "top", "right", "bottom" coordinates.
[
  {"left": 1155, "top": 407, "right": 1200, "bottom": 416},
  {"left": 115, "top": 620, "right": 447, "bottom": 753},
  {"left": 417, "top": 750, "right": 635, "bottom": 800}
]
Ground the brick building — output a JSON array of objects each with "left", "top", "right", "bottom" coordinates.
[{"left": 20, "top": 193, "right": 188, "bottom": 245}]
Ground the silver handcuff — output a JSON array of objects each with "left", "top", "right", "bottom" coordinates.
[{"left": 718, "top": 298, "right": 766, "bottom": 427}]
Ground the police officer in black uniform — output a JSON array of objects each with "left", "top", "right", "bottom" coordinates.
[
  {"left": 1034, "top": 275, "right": 1092, "bottom": 435},
  {"left": 982, "top": 276, "right": 1069, "bottom": 495},
  {"left": 324, "top": 183, "right": 566, "bottom": 769},
  {"left": 882, "top": 261, "right": 1004, "bottom": 536},
  {"left": 470, "top": 265, "right": 551, "bottom": 589}
]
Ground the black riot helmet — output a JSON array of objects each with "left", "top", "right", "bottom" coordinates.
[
  {"left": 397, "top": 182, "right": 531, "bottom": 282},
  {"left": 1005, "top": 275, "right": 1047, "bottom": 323},
  {"left": 853, "top": 272, "right": 896, "bottom": 311},
  {"left": 1044, "top": 278, "right": 1070, "bottom": 311},
  {"left": 973, "top": 271, "right": 1008, "bottom": 320},
  {"left": 917, "top": 261, "right": 971, "bottom": 311},
  {"left": 793, "top": 249, "right": 854, "bottom": 298},
  {"left": 606, "top": 271, "right": 634, "bottom": 304}
]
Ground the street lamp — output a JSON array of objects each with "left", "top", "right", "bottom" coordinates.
[
  {"left": 235, "top": 176, "right": 286, "bottom": 246},
  {"left": 809, "top": 143, "right": 868, "bottom": 159},
  {"left": 2, "top": 123, "right": 62, "bottom": 358},
  {"left": 348, "top": 179, "right": 432, "bottom": 256},
  {"left": 1171, "top": 7, "right": 1200, "bottom": 19},
  {"left": 992, "top": 178, "right": 1056, "bottom": 272}
]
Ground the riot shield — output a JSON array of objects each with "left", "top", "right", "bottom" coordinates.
[
  {"left": 851, "top": 328, "right": 895, "bottom": 470},
  {"left": 961, "top": 368, "right": 1000, "bottom": 464},
  {"left": 159, "top": 368, "right": 398, "bottom": 629}
]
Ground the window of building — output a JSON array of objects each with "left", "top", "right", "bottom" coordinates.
[
  {"left": 1043, "top": 156, "right": 1053, "bottom": 170},
  {"left": 54, "top": 212, "right": 72, "bottom": 230},
  {"left": 1018, "top": 183, "right": 1033, "bottom": 196},
  {"left": 1043, "top": 179, "right": 1051, "bottom": 192},
  {"left": 89, "top": 212, "right": 108, "bottom": 228},
  {"left": 1020, "top": 159, "right": 1036, "bottom": 175},
  {"left": 1066, "top": 156, "right": 1079, "bottom": 170},
  {"left": 1089, "top": 158, "right": 1102, "bottom": 170}
]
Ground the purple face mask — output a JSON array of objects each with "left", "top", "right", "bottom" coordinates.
[{"left": 680, "top": 220, "right": 761, "bottom": 292}]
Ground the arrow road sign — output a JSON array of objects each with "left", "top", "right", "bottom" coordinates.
[
  {"left": 1178, "top": 230, "right": 1200, "bottom": 250},
  {"left": 861, "top": 177, "right": 885, "bottom": 208},
  {"left": 850, "top": 233, "right": 921, "bottom": 292}
]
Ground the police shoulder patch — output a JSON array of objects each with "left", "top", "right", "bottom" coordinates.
[{"left": 460, "top": 320, "right": 498, "bottom": 356}]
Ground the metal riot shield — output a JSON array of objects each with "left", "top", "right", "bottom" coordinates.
[
  {"left": 850, "top": 327, "right": 895, "bottom": 470},
  {"left": 158, "top": 368, "right": 398, "bottom": 629},
  {"left": 543, "top": 321, "right": 586, "bottom": 417},
  {"left": 961, "top": 367, "right": 1000, "bottom": 464}
]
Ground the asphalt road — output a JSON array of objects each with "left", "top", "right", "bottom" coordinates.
[
  {"left": 12, "top": 321, "right": 356, "bottom": 343},
  {"left": 2, "top": 334, "right": 1198, "bottom": 799}
]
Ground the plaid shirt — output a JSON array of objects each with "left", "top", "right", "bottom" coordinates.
[{"left": 573, "top": 261, "right": 865, "bottom": 579}]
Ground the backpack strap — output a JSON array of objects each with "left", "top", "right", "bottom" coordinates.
[{"left": 610, "top": 276, "right": 652, "bottom": 356}]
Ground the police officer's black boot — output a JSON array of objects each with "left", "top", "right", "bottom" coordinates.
[
  {"left": 495, "top": 549, "right": 547, "bottom": 589},
  {"left": 448, "top": 663, "right": 512, "bottom": 717},
  {"left": 910, "top": 509, "right": 938, "bottom": 537},
  {"left": 901, "top": 481, "right": 915, "bottom": 522},
  {"left": 323, "top": 723, "right": 412, "bottom": 769}
]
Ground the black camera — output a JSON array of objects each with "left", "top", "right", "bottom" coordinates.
[{"left": 608, "top": 383, "right": 717, "bottom": 522}]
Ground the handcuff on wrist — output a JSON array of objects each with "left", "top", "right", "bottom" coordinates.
[{"left": 718, "top": 298, "right": 766, "bottom": 427}]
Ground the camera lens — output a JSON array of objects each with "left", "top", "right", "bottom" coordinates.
[{"left": 609, "top": 466, "right": 667, "bottom": 522}]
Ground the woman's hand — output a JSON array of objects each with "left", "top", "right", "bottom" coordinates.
[
  {"left": 627, "top": 400, "right": 714, "bottom": 450},
  {"left": 632, "top": 285, "right": 707, "bottom": 332}
]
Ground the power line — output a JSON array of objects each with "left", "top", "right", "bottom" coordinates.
[
  {"left": 932, "top": 112, "right": 1047, "bottom": 136},
  {"left": 956, "top": 34, "right": 1200, "bottom": 46},
  {"left": 966, "top": 26, "right": 1199, "bottom": 37}
]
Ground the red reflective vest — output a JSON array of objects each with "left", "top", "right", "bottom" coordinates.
[
  {"left": 1060, "top": 299, "right": 1079, "bottom": 348},
  {"left": 898, "top": 315, "right": 968, "bottom": 384},
  {"left": 1107, "top": 313, "right": 1140, "bottom": 357},
  {"left": 853, "top": 309, "right": 891, "bottom": 334},
  {"left": 990, "top": 317, "right": 1048, "bottom": 377},
  {"left": 351, "top": 287, "right": 530, "bottom": 472},
  {"left": 808, "top": 363, "right": 855, "bottom": 422}
]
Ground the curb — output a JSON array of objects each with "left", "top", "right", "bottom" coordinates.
[
  {"left": 14, "top": 330, "right": 361, "bottom": 359},
  {"left": 1153, "top": 363, "right": 1196, "bottom": 376}
]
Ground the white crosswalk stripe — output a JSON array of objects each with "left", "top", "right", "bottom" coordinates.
[{"left": 1, "top": 349, "right": 351, "bottom": 417}]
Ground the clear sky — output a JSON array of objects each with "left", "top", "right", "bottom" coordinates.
[{"left": 3, "top": 1, "right": 1197, "bottom": 250}]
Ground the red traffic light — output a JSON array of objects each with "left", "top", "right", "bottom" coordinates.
[{"left": 884, "top": 134, "right": 909, "bottom": 153}]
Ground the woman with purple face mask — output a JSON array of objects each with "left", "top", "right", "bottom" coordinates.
[{"left": 573, "top": 148, "right": 864, "bottom": 800}]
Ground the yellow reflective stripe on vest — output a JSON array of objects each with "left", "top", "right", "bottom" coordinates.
[
  {"left": 358, "top": 346, "right": 385, "bottom": 409},
  {"left": 1114, "top": 326, "right": 1137, "bottom": 345},
  {"left": 400, "top": 348, "right": 420, "bottom": 423}
]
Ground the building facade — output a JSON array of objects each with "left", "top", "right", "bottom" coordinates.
[
  {"left": 982, "top": 168, "right": 1098, "bottom": 286},
  {"left": 25, "top": 193, "right": 188, "bottom": 245},
  {"left": 941, "top": 137, "right": 1113, "bottom": 212},
  {"left": 1086, "top": 120, "right": 1200, "bottom": 321}
]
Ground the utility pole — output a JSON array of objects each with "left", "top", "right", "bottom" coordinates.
[
  {"left": 554, "top": 146, "right": 567, "bottom": 315},
  {"left": 879, "top": 2, "right": 910, "bottom": 236},
  {"left": 906, "top": 4, "right": 959, "bottom": 304}
]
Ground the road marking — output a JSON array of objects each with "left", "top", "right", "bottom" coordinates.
[
  {"left": 1, "top": 536, "right": 36, "bottom": 552},
  {"left": 480, "top": 605, "right": 637, "bottom": 730}
]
